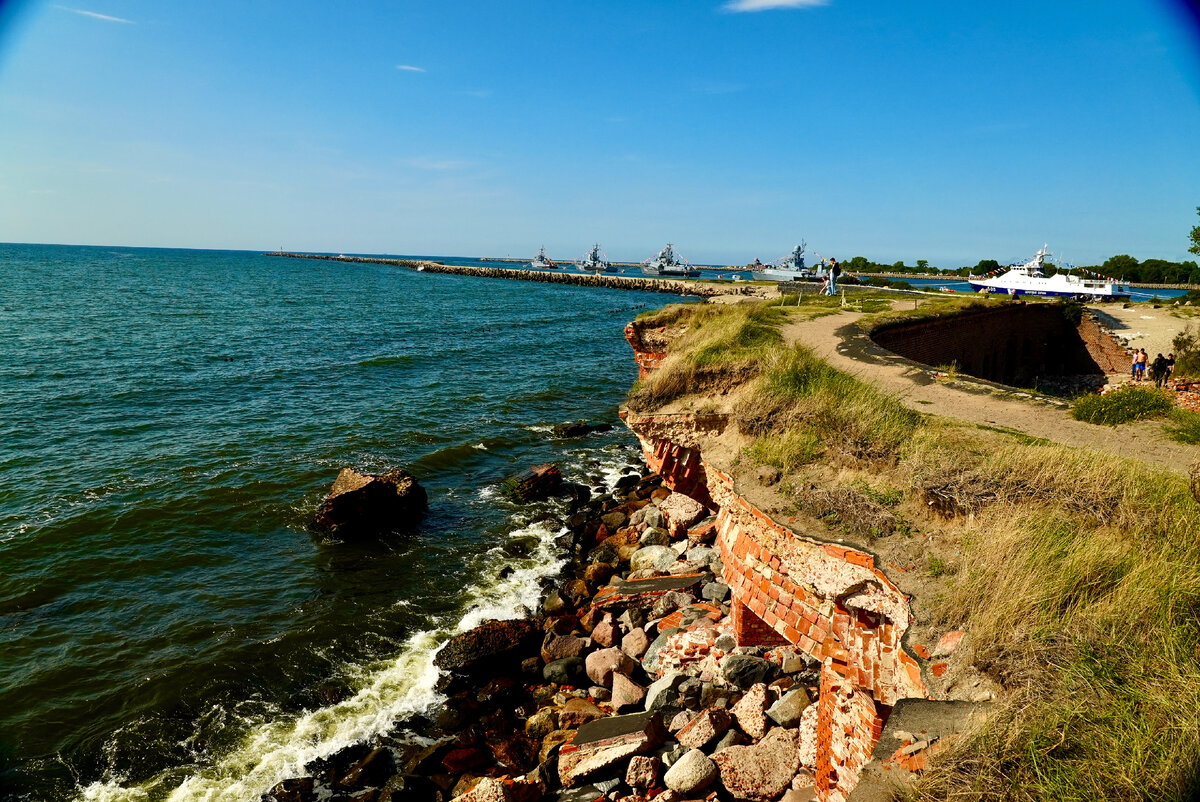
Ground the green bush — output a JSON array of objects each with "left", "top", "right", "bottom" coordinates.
[
  {"left": 1071, "top": 386, "right": 1175, "bottom": 426},
  {"left": 1173, "top": 324, "right": 1200, "bottom": 378}
]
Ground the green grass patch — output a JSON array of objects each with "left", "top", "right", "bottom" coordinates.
[
  {"left": 738, "top": 343, "right": 922, "bottom": 466},
  {"left": 627, "top": 302, "right": 788, "bottom": 410},
  {"left": 1071, "top": 386, "right": 1174, "bottom": 425},
  {"left": 1165, "top": 408, "right": 1200, "bottom": 444}
]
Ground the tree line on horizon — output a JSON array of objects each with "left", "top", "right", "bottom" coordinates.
[
  {"left": 844, "top": 254, "right": 1200, "bottom": 284},
  {"left": 843, "top": 207, "right": 1200, "bottom": 284}
]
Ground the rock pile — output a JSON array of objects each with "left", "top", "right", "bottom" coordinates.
[{"left": 266, "top": 467, "right": 826, "bottom": 802}]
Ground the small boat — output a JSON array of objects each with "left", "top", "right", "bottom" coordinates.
[
  {"left": 577, "top": 244, "right": 615, "bottom": 273},
  {"left": 530, "top": 246, "right": 558, "bottom": 270},
  {"left": 755, "top": 242, "right": 817, "bottom": 282},
  {"left": 968, "top": 245, "right": 1130, "bottom": 300},
  {"left": 641, "top": 243, "right": 700, "bottom": 278}
]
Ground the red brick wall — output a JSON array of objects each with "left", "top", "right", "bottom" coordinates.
[
  {"left": 816, "top": 663, "right": 887, "bottom": 802},
  {"left": 871, "top": 304, "right": 1108, "bottom": 386},
  {"left": 623, "top": 333, "right": 928, "bottom": 802},
  {"left": 624, "top": 322, "right": 667, "bottom": 380},
  {"left": 1077, "top": 313, "right": 1132, "bottom": 374},
  {"left": 639, "top": 436, "right": 715, "bottom": 511}
]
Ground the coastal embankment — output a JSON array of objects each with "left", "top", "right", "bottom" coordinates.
[
  {"left": 257, "top": 292, "right": 1200, "bottom": 802},
  {"left": 267, "top": 252, "right": 774, "bottom": 299}
]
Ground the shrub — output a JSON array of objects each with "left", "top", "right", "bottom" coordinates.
[
  {"left": 1172, "top": 323, "right": 1200, "bottom": 378},
  {"left": 1071, "top": 386, "right": 1174, "bottom": 426}
]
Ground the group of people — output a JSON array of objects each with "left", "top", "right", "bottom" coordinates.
[
  {"left": 1131, "top": 348, "right": 1175, "bottom": 388},
  {"left": 819, "top": 257, "right": 841, "bottom": 296}
]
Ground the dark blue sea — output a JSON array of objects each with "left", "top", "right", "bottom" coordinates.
[{"left": 0, "top": 244, "right": 678, "bottom": 801}]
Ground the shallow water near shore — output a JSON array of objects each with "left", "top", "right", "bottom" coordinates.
[{"left": 0, "top": 244, "right": 677, "bottom": 801}]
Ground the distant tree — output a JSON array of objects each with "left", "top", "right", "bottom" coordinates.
[
  {"left": 892, "top": 261, "right": 907, "bottom": 273},
  {"left": 1190, "top": 206, "right": 1200, "bottom": 256},
  {"left": 847, "top": 256, "right": 871, "bottom": 273},
  {"left": 974, "top": 259, "right": 1001, "bottom": 274},
  {"left": 1102, "top": 254, "right": 1140, "bottom": 280},
  {"left": 916, "top": 259, "right": 929, "bottom": 272}
]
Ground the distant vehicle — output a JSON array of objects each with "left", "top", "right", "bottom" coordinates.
[
  {"left": 755, "top": 242, "right": 818, "bottom": 281},
  {"left": 969, "top": 245, "right": 1131, "bottom": 300},
  {"left": 577, "top": 243, "right": 615, "bottom": 273},
  {"left": 641, "top": 243, "right": 700, "bottom": 278},
  {"left": 530, "top": 246, "right": 558, "bottom": 269}
]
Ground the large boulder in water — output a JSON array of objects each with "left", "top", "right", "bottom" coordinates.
[
  {"left": 501, "top": 463, "right": 564, "bottom": 503},
  {"left": 314, "top": 467, "right": 427, "bottom": 537},
  {"left": 435, "top": 618, "right": 541, "bottom": 672},
  {"left": 552, "top": 420, "right": 614, "bottom": 439}
]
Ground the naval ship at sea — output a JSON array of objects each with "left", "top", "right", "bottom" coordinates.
[
  {"left": 640, "top": 243, "right": 700, "bottom": 278},
  {"left": 755, "top": 242, "right": 817, "bottom": 282},
  {"left": 529, "top": 246, "right": 558, "bottom": 269},
  {"left": 577, "top": 244, "right": 615, "bottom": 273}
]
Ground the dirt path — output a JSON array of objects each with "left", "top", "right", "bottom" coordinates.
[{"left": 781, "top": 310, "right": 1197, "bottom": 476}]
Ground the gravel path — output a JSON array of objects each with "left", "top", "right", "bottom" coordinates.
[{"left": 781, "top": 309, "right": 1197, "bottom": 476}]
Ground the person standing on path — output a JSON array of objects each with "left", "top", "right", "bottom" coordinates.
[
  {"left": 828, "top": 257, "right": 840, "bottom": 295},
  {"left": 1152, "top": 353, "right": 1169, "bottom": 387},
  {"left": 1136, "top": 348, "right": 1149, "bottom": 380}
]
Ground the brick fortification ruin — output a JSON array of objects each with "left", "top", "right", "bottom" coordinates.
[
  {"left": 623, "top": 323, "right": 939, "bottom": 802},
  {"left": 870, "top": 304, "right": 1129, "bottom": 392}
]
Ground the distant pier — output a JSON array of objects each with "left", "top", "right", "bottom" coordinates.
[{"left": 266, "top": 252, "right": 773, "bottom": 299}]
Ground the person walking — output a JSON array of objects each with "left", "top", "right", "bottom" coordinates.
[
  {"left": 1136, "top": 348, "right": 1149, "bottom": 381},
  {"left": 1167, "top": 353, "right": 1176, "bottom": 383},
  {"left": 1152, "top": 353, "right": 1169, "bottom": 387}
]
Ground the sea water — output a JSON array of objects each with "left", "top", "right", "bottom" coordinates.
[{"left": 0, "top": 244, "right": 676, "bottom": 801}]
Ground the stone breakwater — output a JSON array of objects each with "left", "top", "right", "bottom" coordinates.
[{"left": 268, "top": 252, "right": 773, "bottom": 299}]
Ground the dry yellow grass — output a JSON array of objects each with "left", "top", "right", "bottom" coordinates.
[{"left": 626, "top": 301, "right": 1200, "bottom": 800}]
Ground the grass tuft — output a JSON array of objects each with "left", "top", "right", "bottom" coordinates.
[{"left": 1071, "top": 385, "right": 1174, "bottom": 425}]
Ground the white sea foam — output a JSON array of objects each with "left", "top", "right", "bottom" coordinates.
[
  {"left": 79, "top": 630, "right": 446, "bottom": 802},
  {"left": 77, "top": 513, "right": 573, "bottom": 802}
]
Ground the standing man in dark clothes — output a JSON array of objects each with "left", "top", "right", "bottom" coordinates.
[{"left": 1152, "top": 353, "right": 1169, "bottom": 387}]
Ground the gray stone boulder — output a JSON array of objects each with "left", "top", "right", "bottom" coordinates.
[
  {"left": 702, "top": 581, "right": 731, "bottom": 604},
  {"left": 663, "top": 748, "right": 718, "bottom": 795},
  {"left": 638, "top": 528, "right": 671, "bottom": 547},
  {"left": 721, "top": 654, "right": 778, "bottom": 689},
  {"left": 641, "top": 628, "right": 681, "bottom": 676},
  {"left": 650, "top": 590, "right": 696, "bottom": 619},
  {"left": 766, "top": 688, "right": 812, "bottom": 728},
  {"left": 543, "top": 656, "right": 586, "bottom": 685},
  {"left": 640, "top": 505, "right": 664, "bottom": 530},
  {"left": 314, "top": 467, "right": 427, "bottom": 536},
  {"left": 630, "top": 545, "right": 677, "bottom": 573},
  {"left": 645, "top": 671, "right": 689, "bottom": 712}
]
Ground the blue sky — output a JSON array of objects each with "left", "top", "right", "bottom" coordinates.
[{"left": 0, "top": 0, "right": 1198, "bottom": 266}]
